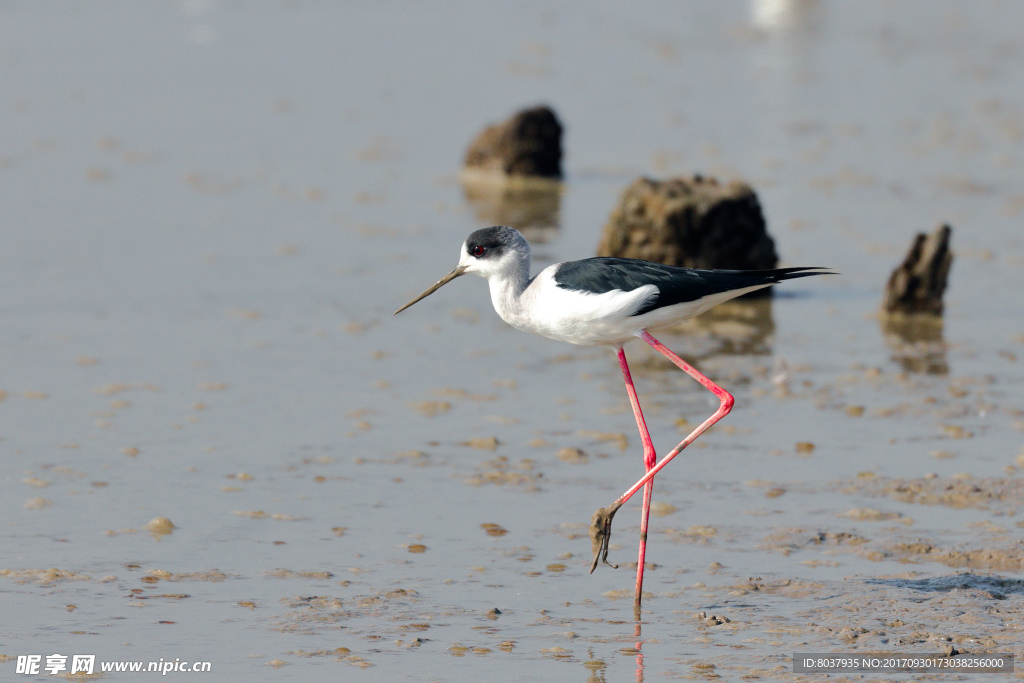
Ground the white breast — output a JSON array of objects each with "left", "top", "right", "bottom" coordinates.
[{"left": 493, "top": 267, "right": 658, "bottom": 346}]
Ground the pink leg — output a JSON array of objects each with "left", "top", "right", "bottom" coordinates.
[
  {"left": 620, "top": 331, "right": 735, "bottom": 502},
  {"left": 590, "top": 331, "right": 734, "bottom": 586},
  {"left": 616, "top": 347, "right": 657, "bottom": 614}
]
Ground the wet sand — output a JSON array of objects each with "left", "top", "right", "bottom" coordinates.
[{"left": 3, "top": 1, "right": 1024, "bottom": 679}]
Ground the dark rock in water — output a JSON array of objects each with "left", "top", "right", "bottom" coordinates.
[
  {"left": 882, "top": 224, "right": 953, "bottom": 316},
  {"left": 596, "top": 175, "right": 778, "bottom": 274},
  {"left": 463, "top": 105, "right": 563, "bottom": 179}
]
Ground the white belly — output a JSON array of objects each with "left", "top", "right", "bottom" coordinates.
[{"left": 498, "top": 274, "right": 770, "bottom": 346}]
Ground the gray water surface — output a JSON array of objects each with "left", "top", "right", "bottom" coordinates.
[{"left": 3, "top": 1, "right": 1024, "bottom": 680}]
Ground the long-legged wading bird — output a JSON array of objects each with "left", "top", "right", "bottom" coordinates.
[{"left": 394, "top": 226, "right": 833, "bottom": 616}]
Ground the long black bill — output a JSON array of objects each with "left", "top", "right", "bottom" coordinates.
[{"left": 393, "top": 265, "right": 468, "bottom": 315}]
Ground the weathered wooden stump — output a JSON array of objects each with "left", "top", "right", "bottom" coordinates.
[{"left": 882, "top": 224, "right": 953, "bottom": 316}]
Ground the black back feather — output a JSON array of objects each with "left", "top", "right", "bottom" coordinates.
[{"left": 553, "top": 258, "right": 833, "bottom": 316}]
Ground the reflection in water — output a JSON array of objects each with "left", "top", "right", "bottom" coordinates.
[
  {"left": 634, "top": 622, "right": 645, "bottom": 683},
  {"left": 460, "top": 171, "right": 563, "bottom": 242},
  {"left": 660, "top": 297, "right": 777, "bottom": 362},
  {"left": 580, "top": 628, "right": 645, "bottom": 681},
  {"left": 583, "top": 647, "right": 609, "bottom": 683},
  {"left": 880, "top": 314, "right": 948, "bottom": 375},
  {"left": 749, "top": 0, "right": 822, "bottom": 161}
]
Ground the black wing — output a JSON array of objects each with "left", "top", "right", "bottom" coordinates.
[{"left": 553, "top": 258, "right": 832, "bottom": 316}]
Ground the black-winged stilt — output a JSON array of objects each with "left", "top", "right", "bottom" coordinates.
[{"left": 394, "top": 225, "right": 832, "bottom": 615}]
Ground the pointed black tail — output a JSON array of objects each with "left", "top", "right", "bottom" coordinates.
[{"left": 749, "top": 266, "right": 839, "bottom": 284}]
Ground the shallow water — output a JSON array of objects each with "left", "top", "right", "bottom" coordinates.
[{"left": 3, "top": 1, "right": 1024, "bottom": 680}]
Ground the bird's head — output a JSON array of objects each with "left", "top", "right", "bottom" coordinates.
[
  {"left": 394, "top": 226, "right": 530, "bottom": 315},
  {"left": 456, "top": 225, "right": 530, "bottom": 279}
]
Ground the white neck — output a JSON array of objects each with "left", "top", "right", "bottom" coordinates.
[{"left": 486, "top": 254, "right": 532, "bottom": 326}]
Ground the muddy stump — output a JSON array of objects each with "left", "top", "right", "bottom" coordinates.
[
  {"left": 882, "top": 224, "right": 953, "bottom": 316},
  {"left": 597, "top": 176, "right": 778, "bottom": 278},
  {"left": 463, "top": 105, "right": 563, "bottom": 179}
]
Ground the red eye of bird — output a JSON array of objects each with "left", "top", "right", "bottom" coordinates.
[{"left": 471, "top": 245, "right": 486, "bottom": 257}]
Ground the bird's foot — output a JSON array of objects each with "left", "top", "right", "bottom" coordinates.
[{"left": 589, "top": 501, "right": 623, "bottom": 573}]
